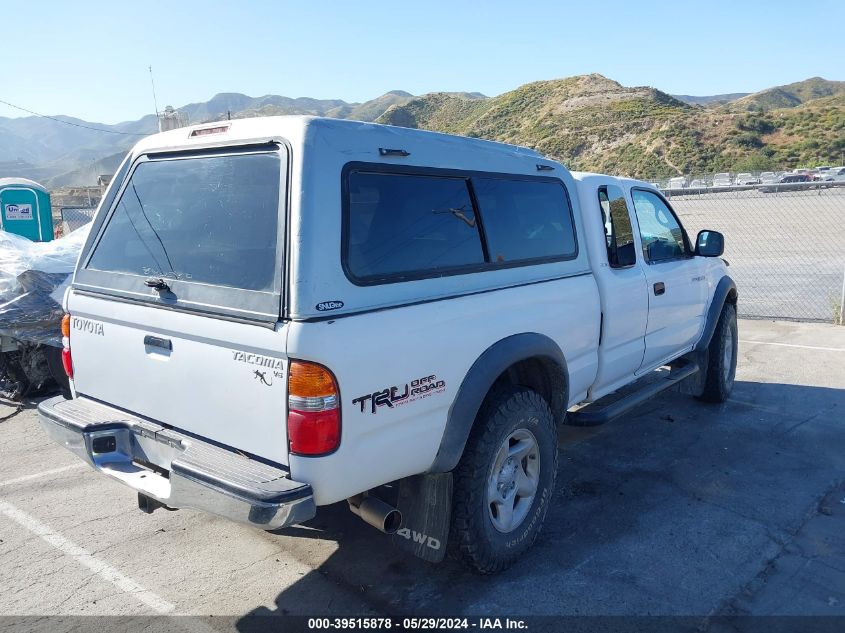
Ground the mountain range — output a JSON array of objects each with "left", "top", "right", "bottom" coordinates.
[{"left": 1, "top": 75, "right": 842, "bottom": 187}]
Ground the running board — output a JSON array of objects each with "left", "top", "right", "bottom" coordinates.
[{"left": 567, "top": 362, "right": 700, "bottom": 427}]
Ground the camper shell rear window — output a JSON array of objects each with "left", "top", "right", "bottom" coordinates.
[{"left": 75, "top": 145, "right": 286, "bottom": 321}]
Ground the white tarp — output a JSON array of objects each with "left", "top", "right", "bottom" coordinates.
[{"left": 0, "top": 226, "right": 89, "bottom": 346}]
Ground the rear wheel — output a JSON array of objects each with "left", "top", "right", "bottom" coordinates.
[
  {"left": 450, "top": 387, "right": 557, "bottom": 573},
  {"left": 699, "top": 303, "right": 737, "bottom": 403}
]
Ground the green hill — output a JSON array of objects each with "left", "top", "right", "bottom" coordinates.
[
  {"left": 732, "top": 77, "right": 845, "bottom": 112},
  {"left": 672, "top": 93, "right": 749, "bottom": 106},
  {"left": 377, "top": 74, "right": 845, "bottom": 178},
  {"left": 233, "top": 90, "right": 416, "bottom": 123}
]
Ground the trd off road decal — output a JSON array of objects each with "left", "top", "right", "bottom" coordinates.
[{"left": 352, "top": 374, "right": 446, "bottom": 414}]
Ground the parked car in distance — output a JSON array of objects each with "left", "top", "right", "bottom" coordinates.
[
  {"left": 759, "top": 172, "right": 778, "bottom": 184},
  {"left": 37, "top": 116, "right": 738, "bottom": 574},
  {"left": 689, "top": 179, "right": 708, "bottom": 188},
  {"left": 734, "top": 172, "right": 759, "bottom": 185},
  {"left": 760, "top": 172, "right": 815, "bottom": 192},
  {"left": 668, "top": 176, "right": 687, "bottom": 189},
  {"left": 813, "top": 167, "right": 845, "bottom": 182},
  {"left": 780, "top": 173, "right": 813, "bottom": 183},
  {"left": 712, "top": 173, "right": 732, "bottom": 187}
]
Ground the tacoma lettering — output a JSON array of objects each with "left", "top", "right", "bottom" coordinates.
[{"left": 231, "top": 351, "right": 284, "bottom": 371}]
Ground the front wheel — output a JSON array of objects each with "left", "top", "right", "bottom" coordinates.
[
  {"left": 450, "top": 387, "right": 558, "bottom": 573},
  {"left": 699, "top": 303, "right": 738, "bottom": 403}
]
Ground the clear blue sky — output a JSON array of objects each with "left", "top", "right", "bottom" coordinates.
[{"left": 2, "top": 0, "right": 842, "bottom": 124}]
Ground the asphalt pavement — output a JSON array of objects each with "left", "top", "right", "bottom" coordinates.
[{"left": 0, "top": 319, "right": 843, "bottom": 628}]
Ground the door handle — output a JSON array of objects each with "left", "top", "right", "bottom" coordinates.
[
  {"left": 144, "top": 335, "right": 172, "bottom": 351},
  {"left": 653, "top": 282, "right": 666, "bottom": 296}
]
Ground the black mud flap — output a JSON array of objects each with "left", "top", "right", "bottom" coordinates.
[
  {"left": 676, "top": 350, "right": 707, "bottom": 397},
  {"left": 392, "top": 472, "right": 452, "bottom": 563}
]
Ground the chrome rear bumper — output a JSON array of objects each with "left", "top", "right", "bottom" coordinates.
[{"left": 37, "top": 395, "right": 315, "bottom": 530}]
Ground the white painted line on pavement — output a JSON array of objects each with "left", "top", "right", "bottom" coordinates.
[
  {"left": 0, "top": 501, "right": 175, "bottom": 614},
  {"left": 0, "top": 463, "right": 87, "bottom": 488},
  {"left": 739, "top": 339, "right": 845, "bottom": 352}
]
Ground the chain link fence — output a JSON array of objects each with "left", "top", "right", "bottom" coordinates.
[
  {"left": 666, "top": 182, "right": 845, "bottom": 323},
  {"left": 59, "top": 207, "right": 96, "bottom": 235}
]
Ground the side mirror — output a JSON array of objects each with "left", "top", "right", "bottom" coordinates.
[{"left": 695, "top": 230, "right": 724, "bottom": 257}]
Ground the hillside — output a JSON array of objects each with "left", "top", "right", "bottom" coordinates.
[
  {"left": 1, "top": 76, "right": 843, "bottom": 185},
  {"left": 379, "top": 74, "right": 701, "bottom": 175},
  {"left": 377, "top": 75, "right": 845, "bottom": 177},
  {"left": 0, "top": 90, "right": 418, "bottom": 186},
  {"left": 47, "top": 151, "right": 128, "bottom": 188},
  {"left": 672, "top": 93, "right": 749, "bottom": 106},
  {"left": 732, "top": 77, "right": 845, "bottom": 111}
]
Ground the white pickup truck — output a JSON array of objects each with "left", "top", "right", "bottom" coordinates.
[{"left": 39, "top": 117, "right": 737, "bottom": 573}]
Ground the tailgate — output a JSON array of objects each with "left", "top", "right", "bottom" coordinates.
[
  {"left": 69, "top": 293, "right": 290, "bottom": 465},
  {"left": 67, "top": 144, "right": 290, "bottom": 465}
]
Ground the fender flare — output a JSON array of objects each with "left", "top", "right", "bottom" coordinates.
[
  {"left": 695, "top": 275, "right": 737, "bottom": 353},
  {"left": 428, "top": 332, "right": 569, "bottom": 474}
]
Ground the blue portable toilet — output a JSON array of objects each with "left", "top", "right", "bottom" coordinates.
[{"left": 0, "top": 177, "right": 53, "bottom": 242}]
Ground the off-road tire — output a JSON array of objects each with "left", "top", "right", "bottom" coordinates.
[
  {"left": 699, "top": 302, "right": 738, "bottom": 403},
  {"left": 450, "top": 387, "right": 557, "bottom": 574}
]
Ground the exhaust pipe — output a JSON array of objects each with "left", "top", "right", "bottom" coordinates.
[{"left": 347, "top": 494, "right": 402, "bottom": 534}]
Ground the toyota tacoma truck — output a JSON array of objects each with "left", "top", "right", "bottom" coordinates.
[{"left": 39, "top": 116, "right": 737, "bottom": 573}]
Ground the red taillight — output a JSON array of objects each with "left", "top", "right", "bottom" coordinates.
[
  {"left": 61, "top": 314, "right": 73, "bottom": 379},
  {"left": 61, "top": 348, "right": 74, "bottom": 379},
  {"left": 287, "top": 409, "right": 340, "bottom": 456},
  {"left": 287, "top": 361, "right": 340, "bottom": 456}
]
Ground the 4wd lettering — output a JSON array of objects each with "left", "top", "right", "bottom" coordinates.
[
  {"left": 352, "top": 374, "right": 446, "bottom": 414},
  {"left": 396, "top": 527, "right": 442, "bottom": 551},
  {"left": 71, "top": 317, "right": 104, "bottom": 336}
]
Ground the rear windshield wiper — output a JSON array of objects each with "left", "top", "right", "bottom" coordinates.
[{"left": 144, "top": 277, "right": 171, "bottom": 292}]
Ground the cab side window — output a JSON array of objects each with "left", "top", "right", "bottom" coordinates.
[
  {"left": 631, "top": 189, "right": 690, "bottom": 263},
  {"left": 598, "top": 185, "right": 636, "bottom": 268}
]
